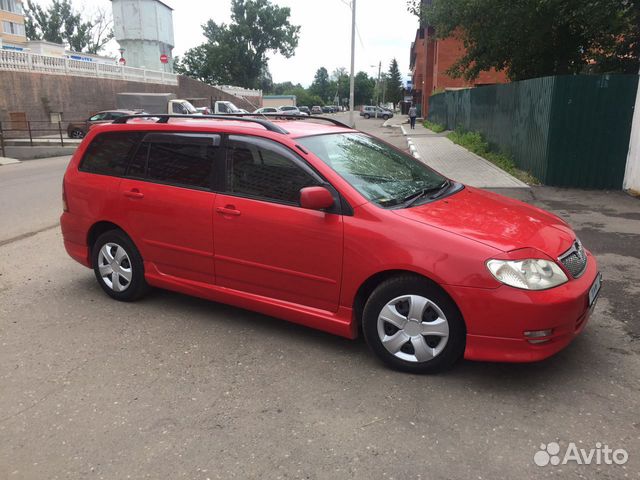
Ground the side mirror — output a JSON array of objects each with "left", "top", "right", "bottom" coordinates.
[{"left": 300, "top": 186, "right": 334, "bottom": 211}]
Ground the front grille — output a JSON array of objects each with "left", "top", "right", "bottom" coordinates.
[{"left": 559, "top": 240, "right": 587, "bottom": 278}]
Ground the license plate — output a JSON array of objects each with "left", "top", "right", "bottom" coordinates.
[{"left": 588, "top": 273, "right": 602, "bottom": 307}]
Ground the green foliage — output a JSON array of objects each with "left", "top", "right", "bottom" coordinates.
[
  {"left": 423, "top": 120, "right": 446, "bottom": 133},
  {"left": 385, "top": 58, "right": 403, "bottom": 108},
  {"left": 408, "top": 0, "right": 639, "bottom": 81},
  {"left": 309, "top": 67, "right": 331, "bottom": 102},
  {"left": 176, "top": 0, "right": 300, "bottom": 89},
  {"left": 447, "top": 129, "right": 539, "bottom": 184},
  {"left": 331, "top": 67, "right": 350, "bottom": 106},
  {"left": 266, "top": 68, "right": 374, "bottom": 107},
  {"left": 354, "top": 71, "right": 375, "bottom": 106},
  {"left": 24, "top": 0, "right": 113, "bottom": 54}
]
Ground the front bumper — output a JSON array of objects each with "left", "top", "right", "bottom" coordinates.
[{"left": 446, "top": 252, "right": 599, "bottom": 363}]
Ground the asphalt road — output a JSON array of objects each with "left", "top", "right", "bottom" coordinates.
[{"left": 1, "top": 118, "right": 639, "bottom": 479}]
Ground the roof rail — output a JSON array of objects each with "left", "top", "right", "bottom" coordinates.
[
  {"left": 231, "top": 112, "right": 353, "bottom": 129},
  {"left": 111, "top": 114, "right": 289, "bottom": 134}
]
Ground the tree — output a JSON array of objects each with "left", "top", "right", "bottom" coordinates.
[
  {"left": 24, "top": 0, "right": 113, "bottom": 54},
  {"left": 309, "top": 67, "right": 331, "bottom": 102},
  {"left": 330, "top": 67, "right": 349, "bottom": 106},
  {"left": 385, "top": 58, "right": 403, "bottom": 108},
  {"left": 176, "top": 0, "right": 300, "bottom": 89},
  {"left": 354, "top": 71, "right": 375, "bottom": 106},
  {"left": 407, "top": 0, "right": 640, "bottom": 81}
]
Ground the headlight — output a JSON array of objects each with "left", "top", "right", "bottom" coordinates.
[{"left": 486, "top": 259, "right": 568, "bottom": 290}]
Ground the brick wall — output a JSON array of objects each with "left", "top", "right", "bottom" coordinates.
[
  {"left": 0, "top": 71, "right": 260, "bottom": 123},
  {"left": 418, "top": 30, "right": 509, "bottom": 116}
]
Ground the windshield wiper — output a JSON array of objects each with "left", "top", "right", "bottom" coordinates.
[{"left": 400, "top": 180, "right": 451, "bottom": 208}]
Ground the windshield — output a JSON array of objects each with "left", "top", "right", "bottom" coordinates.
[{"left": 297, "top": 133, "right": 449, "bottom": 208}]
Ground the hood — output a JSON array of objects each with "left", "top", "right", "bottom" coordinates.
[{"left": 393, "top": 186, "right": 575, "bottom": 256}]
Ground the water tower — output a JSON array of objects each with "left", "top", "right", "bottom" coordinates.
[{"left": 111, "top": 0, "right": 175, "bottom": 72}]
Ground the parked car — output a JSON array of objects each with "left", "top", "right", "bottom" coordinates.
[
  {"left": 299, "top": 106, "right": 311, "bottom": 115},
  {"left": 311, "top": 106, "right": 323, "bottom": 114},
  {"left": 279, "top": 105, "right": 308, "bottom": 117},
  {"left": 61, "top": 115, "right": 600, "bottom": 374},
  {"left": 321, "top": 106, "right": 333, "bottom": 113},
  {"left": 360, "top": 106, "right": 393, "bottom": 120},
  {"left": 66, "top": 110, "right": 140, "bottom": 139},
  {"left": 253, "top": 107, "right": 281, "bottom": 115}
]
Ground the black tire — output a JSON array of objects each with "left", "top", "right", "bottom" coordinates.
[
  {"left": 69, "top": 129, "right": 85, "bottom": 139},
  {"left": 362, "top": 274, "right": 466, "bottom": 374},
  {"left": 383, "top": 114, "right": 390, "bottom": 120},
  {"left": 364, "top": 113, "right": 370, "bottom": 119},
  {"left": 91, "top": 229, "right": 150, "bottom": 301}
]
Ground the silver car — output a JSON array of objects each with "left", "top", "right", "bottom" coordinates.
[{"left": 279, "top": 106, "right": 309, "bottom": 117}]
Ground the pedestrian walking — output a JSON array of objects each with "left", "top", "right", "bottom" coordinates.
[{"left": 408, "top": 105, "right": 417, "bottom": 129}]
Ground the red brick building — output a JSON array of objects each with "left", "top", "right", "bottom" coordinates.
[{"left": 410, "top": 27, "right": 508, "bottom": 117}]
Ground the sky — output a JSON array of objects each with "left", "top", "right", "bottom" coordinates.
[{"left": 73, "top": 0, "right": 419, "bottom": 87}]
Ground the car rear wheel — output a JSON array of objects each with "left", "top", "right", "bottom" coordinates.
[
  {"left": 362, "top": 275, "right": 465, "bottom": 373},
  {"left": 69, "top": 129, "right": 85, "bottom": 139},
  {"left": 92, "top": 230, "right": 150, "bottom": 301}
]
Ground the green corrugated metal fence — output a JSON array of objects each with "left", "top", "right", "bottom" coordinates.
[{"left": 428, "top": 74, "right": 638, "bottom": 189}]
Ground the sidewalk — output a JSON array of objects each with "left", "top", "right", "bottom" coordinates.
[
  {"left": 390, "top": 117, "right": 528, "bottom": 189},
  {"left": 0, "top": 156, "right": 21, "bottom": 165}
]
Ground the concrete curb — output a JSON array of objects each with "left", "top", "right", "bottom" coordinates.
[
  {"left": 405, "top": 137, "right": 421, "bottom": 160},
  {"left": 0, "top": 156, "right": 21, "bottom": 165}
]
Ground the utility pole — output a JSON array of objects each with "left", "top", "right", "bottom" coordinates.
[
  {"left": 348, "top": 0, "right": 356, "bottom": 127},
  {"left": 381, "top": 75, "right": 386, "bottom": 107},
  {"left": 623, "top": 66, "right": 640, "bottom": 192},
  {"left": 375, "top": 61, "right": 381, "bottom": 107}
]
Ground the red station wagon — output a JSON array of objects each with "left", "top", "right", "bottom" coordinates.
[{"left": 61, "top": 114, "right": 601, "bottom": 373}]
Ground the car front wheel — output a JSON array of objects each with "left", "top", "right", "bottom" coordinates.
[
  {"left": 92, "top": 230, "right": 150, "bottom": 301},
  {"left": 364, "top": 113, "right": 370, "bottom": 119},
  {"left": 362, "top": 275, "right": 466, "bottom": 373},
  {"left": 383, "top": 114, "right": 390, "bottom": 120}
]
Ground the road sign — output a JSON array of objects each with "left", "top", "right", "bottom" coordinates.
[
  {"left": 160, "top": 54, "right": 169, "bottom": 64},
  {"left": 118, "top": 57, "right": 126, "bottom": 65}
]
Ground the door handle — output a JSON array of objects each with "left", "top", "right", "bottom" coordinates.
[
  {"left": 216, "top": 205, "right": 241, "bottom": 216},
  {"left": 124, "top": 189, "right": 144, "bottom": 199}
]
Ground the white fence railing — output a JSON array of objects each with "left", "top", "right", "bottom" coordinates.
[
  {"left": 216, "top": 84, "right": 262, "bottom": 98},
  {"left": 0, "top": 50, "right": 179, "bottom": 86}
]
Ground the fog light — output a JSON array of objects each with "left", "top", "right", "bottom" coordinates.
[{"left": 524, "top": 329, "right": 553, "bottom": 344}]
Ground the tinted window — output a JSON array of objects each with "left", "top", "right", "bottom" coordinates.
[
  {"left": 79, "top": 132, "right": 142, "bottom": 176},
  {"left": 127, "top": 142, "right": 148, "bottom": 178},
  {"left": 172, "top": 102, "right": 188, "bottom": 114},
  {"left": 227, "top": 136, "right": 319, "bottom": 204},
  {"left": 89, "top": 113, "right": 108, "bottom": 121},
  {"left": 142, "top": 134, "right": 220, "bottom": 189}
]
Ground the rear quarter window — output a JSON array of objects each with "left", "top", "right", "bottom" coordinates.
[{"left": 79, "top": 132, "right": 142, "bottom": 176}]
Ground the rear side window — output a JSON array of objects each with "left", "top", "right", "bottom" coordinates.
[
  {"left": 79, "top": 132, "right": 142, "bottom": 176},
  {"left": 127, "top": 133, "right": 221, "bottom": 190}
]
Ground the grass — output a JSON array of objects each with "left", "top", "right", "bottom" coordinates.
[
  {"left": 447, "top": 129, "right": 540, "bottom": 185},
  {"left": 422, "top": 120, "right": 447, "bottom": 133}
]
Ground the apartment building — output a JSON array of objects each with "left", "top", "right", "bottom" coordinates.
[{"left": 0, "top": 0, "right": 26, "bottom": 50}]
